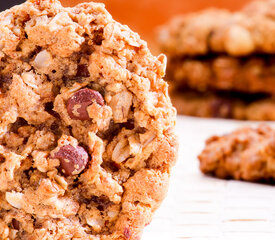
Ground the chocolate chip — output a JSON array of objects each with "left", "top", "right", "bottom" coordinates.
[
  {"left": 52, "top": 145, "right": 89, "bottom": 176},
  {"left": 10, "top": 117, "right": 28, "bottom": 133},
  {"left": 0, "top": 155, "right": 5, "bottom": 162},
  {"left": 12, "top": 219, "right": 20, "bottom": 230},
  {"left": 211, "top": 99, "right": 233, "bottom": 118},
  {"left": 67, "top": 88, "right": 104, "bottom": 121},
  {"left": 79, "top": 196, "right": 91, "bottom": 205},
  {"left": 35, "top": 223, "right": 43, "bottom": 229},
  {"left": 45, "top": 102, "right": 60, "bottom": 118},
  {"left": 80, "top": 40, "right": 94, "bottom": 55},
  {"left": 136, "top": 127, "right": 147, "bottom": 134},
  {"left": 91, "top": 195, "right": 113, "bottom": 211},
  {"left": 37, "top": 123, "right": 46, "bottom": 131},
  {"left": 29, "top": 46, "right": 42, "bottom": 59},
  {"left": 76, "top": 64, "right": 90, "bottom": 78},
  {"left": 63, "top": 75, "right": 86, "bottom": 87},
  {"left": 34, "top": 221, "right": 43, "bottom": 229},
  {"left": 93, "top": 28, "right": 104, "bottom": 45},
  {"left": 97, "top": 120, "right": 120, "bottom": 140},
  {"left": 50, "top": 122, "right": 62, "bottom": 136},
  {"left": 50, "top": 122, "right": 59, "bottom": 132},
  {"left": 121, "top": 119, "right": 135, "bottom": 130},
  {"left": 0, "top": 74, "right": 12, "bottom": 92}
]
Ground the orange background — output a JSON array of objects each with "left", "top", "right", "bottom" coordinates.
[{"left": 61, "top": 0, "right": 253, "bottom": 48}]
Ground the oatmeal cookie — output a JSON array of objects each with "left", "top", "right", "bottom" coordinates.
[
  {"left": 158, "top": 0, "right": 275, "bottom": 120},
  {"left": 168, "top": 55, "right": 275, "bottom": 95},
  {"left": 199, "top": 125, "right": 275, "bottom": 182},
  {"left": 158, "top": 0, "right": 275, "bottom": 57},
  {"left": 171, "top": 90, "right": 275, "bottom": 120},
  {"left": 0, "top": 1, "right": 177, "bottom": 239}
]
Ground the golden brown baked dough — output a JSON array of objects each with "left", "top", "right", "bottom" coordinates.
[
  {"left": 199, "top": 125, "right": 275, "bottom": 182},
  {"left": 0, "top": 0, "right": 178, "bottom": 239},
  {"left": 171, "top": 91, "right": 275, "bottom": 121},
  {"left": 158, "top": 0, "right": 275, "bottom": 120},
  {"left": 158, "top": 0, "right": 275, "bottom": 57},
  {"left": 168, "top": 56, "right": 275, "bottom": 96}
]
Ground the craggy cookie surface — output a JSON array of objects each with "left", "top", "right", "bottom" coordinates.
[
  {"left": 158, "top": 0, "right": 275, "bottom": 57},
  {"left": 0, "top": 0, "right": 177, "bottom": 239},
  {"left": 199, "top": 125, "right": 275, "bottom": 182}
]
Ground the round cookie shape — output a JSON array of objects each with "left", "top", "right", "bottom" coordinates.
[{"left": 0, "top": 0, "right": 177, "bottom": 239}]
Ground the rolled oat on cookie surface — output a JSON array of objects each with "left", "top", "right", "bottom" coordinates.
[{"left": 0, "top": 0, "right": 178, "bottom": 239}]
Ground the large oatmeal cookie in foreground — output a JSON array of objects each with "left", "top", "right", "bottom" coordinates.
[{"left": 0, "top": 0, "right": 177, "bottom": 239}]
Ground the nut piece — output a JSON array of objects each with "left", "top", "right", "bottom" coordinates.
[
  {"left": 86, "top": 217, "right": 104, "bottom": 232},
  {"left": 5, "top": 192, "right": 23, "bottom": 209},
  {"left": 67, "top": 88, "right": 104, "bottom": 121},
  {"left": 225, "top": 25, "right": 255, "bottom": 56},
  {"left": 34, "top": 50, "right": 52, "bottom": 69},
  {"left": 52, "top": 145, "right": 89, "bottom": 176}
]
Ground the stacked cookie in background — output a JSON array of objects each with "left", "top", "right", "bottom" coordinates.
[{"left": 158, "top": 0, "right": 275, "bottom": 120}]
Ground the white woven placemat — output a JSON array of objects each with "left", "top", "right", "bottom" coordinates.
[{"left": 143, "top": 116, "right": 275, "bottom": 240}]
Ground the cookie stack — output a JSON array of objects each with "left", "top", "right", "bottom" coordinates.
[{"left": 158, "top": 0, "right": 275, "bottom": 120}]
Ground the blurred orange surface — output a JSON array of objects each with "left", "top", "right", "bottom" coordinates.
[{"left": 61, "top": 0, "right": 254, "bottom": 49}]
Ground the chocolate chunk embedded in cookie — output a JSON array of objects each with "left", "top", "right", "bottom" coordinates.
[{"left": 0, "top": 1, "right": 177, "bottom": 239}]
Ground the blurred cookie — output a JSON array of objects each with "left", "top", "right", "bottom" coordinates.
[
  {"left": 168, "top": 56, "right": 275, "bottom": 96},
  {"left": 158, "top": 0, "right": 275, "bottom": 57},
  {"left": 158, "top": 0, "right": 275, "bottom": 120},
  {"left": 171, "top": 90, "right": 275, "bottom": 120},
  {"left": 199, "top": 125, "right": 275, "bottom": 182}
]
